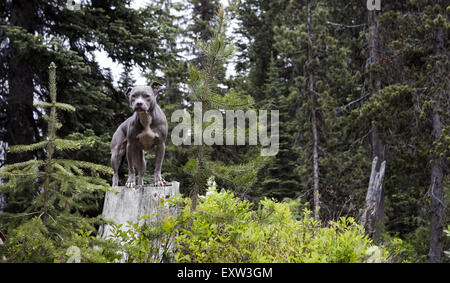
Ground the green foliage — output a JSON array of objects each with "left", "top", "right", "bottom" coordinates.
[
  {"left": 229, "top": 0, "right": 449, "bottom": 261},
  {"left": 184, "top": 5, "right": 256, "bottom": 208},
  {"left": 109, "top": 195, "right": 182, "bottom": 263},
  {"left": 0, "top": 217, "right": 55, "bottom": 262},
  {"left": 372, "top": 229, "right": 430, "bottom": 263},
  {"left": 208, "top": 157, "right": 266, "bottom": 196},
  {"left": 0, "top": 63, "right": 114, "bottom": 262},
  {"left": 187, "top": 5, "right": 250, "bottom": 108},
  {"left": 100, "top": 177, "right": 389, "bottom": 263},
  {"left": 0, "top": 217, "right": 119, "bottom": 263},
  {"left": 174, "top": 177, "right": 388, "bottom": 263}
]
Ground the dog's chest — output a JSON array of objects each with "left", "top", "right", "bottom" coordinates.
[{"left": 137, "top": 112, "right": 157, "bottom": 150}]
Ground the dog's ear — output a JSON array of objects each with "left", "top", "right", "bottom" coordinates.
[
  {"left": 151, "top": 82, "right": 163, "bottom": 94},
  {"left": 125, "top": 87, "right": 132, "bottom": 97}
]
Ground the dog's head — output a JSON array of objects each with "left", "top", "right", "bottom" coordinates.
[{"left": 126, "top": 82, "right": 163, "bottom": 112}]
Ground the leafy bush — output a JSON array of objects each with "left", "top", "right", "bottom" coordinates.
[
  {"left": 377, "top": 229, "right": 429, "bottom": 263},
  {"left": 0, "top": 217, "right": 120, "bottom": 263},
  {"left": 174, "top": 177, "right": 388, "bottom": 263},
  {"left": 93, "top": 177, "right": 389, "bottom": 263},
  {"left": 109, "top": 195, "right": 181, "bottom": 263}
]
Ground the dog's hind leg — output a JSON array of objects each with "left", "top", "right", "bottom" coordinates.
[
  {"left": 111, "top": 125, "right": 127, "bottom": 187},
  {"left": 111, "top": 142, "right": 126, "bottom": 187}
]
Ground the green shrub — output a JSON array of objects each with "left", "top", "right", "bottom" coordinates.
[
  {"left": 110, "top": 195, "right": 182, "bottom": 263},
  {"left": 174, "top": 177, "right": 388, "bottom": 263},
  {"left": 0, "top": 217, "right": 119, "bottom": 263},
  {"left": 106, "top": 177, "right": 389, "bottom": 263}
]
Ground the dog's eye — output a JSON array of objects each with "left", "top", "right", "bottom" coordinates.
[{"left": 144, "top": 94, "right": 150, "bottom": 98}]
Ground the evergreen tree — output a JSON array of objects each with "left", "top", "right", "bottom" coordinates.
[
  {"left": 185, "top": 5, "right": 252, "bottom": 210},
  {"left": 356, "top": 0, "right": 449, "bottom": 260},
  {"left": 187, "top": 0, "right": 227, "bottom": 89},
  {"left": 425, "top": 1, "right": 448, "bottom": 263},
  {"left": 0, "top": 63, "right": 113, "bottom": 262},
  {"left": 251, "top": 56, "right": 302, "bottom": 201},
  {"left": 118, "top": 65, "right": 136, "bottom": 94},
  {"left": 230, "top": 0, "right": 289, "bottom": 101},
  {"left": 245, "top": 0, "right": 367, "bottom": 221}
]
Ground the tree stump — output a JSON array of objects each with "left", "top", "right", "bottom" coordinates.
[
  {"left": 98, "top": 181, "right": 180, "bottom": 239},
  {"left": 360, "top": 157, "right": 386, "bottom": 237},
  {"left": 98, "top": 181, "right": 180, "bottom": 262}
]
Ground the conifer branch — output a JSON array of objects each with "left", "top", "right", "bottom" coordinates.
[
  {"left": 34, "top": 102, "right": 76, "bottom": 112},
  {"left": 8, "top": 141, "right": 49, "bottom": 153},
  {"left": 208, "top": 97, "right": 249, "bottom": 108},
  {"left": 326, "top": 21, "right": 366, "bottom": 29}
]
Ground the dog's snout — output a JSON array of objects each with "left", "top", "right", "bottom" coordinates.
[{"left": 133, "top": 97, "right": 149, "bottom": 111}]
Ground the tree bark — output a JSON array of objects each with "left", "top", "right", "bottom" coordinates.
[
  {"left": 429, "top": 136, "right": 444, "bottom": 263},
  {"left": 98, "top": 182, "right": 180, "bottom": 239},
  {"left": 366, "top": 9, "right": 385, "bottom": 236},
  {"left": 368, "top": 10, "right": 384, "bottom": 166},
  {"left": 306, "top": 1, "right": 320, "bottom": 221},
  {"left": 428, "top": 7, "right": 446, "bottom": 262},
  {"left": 5, "top": 0, "right": 38, "bottom": 164},
  {"left": 361, "top": 157, "right": 386, "bottom": 237},
  {"left": 190, "top": 143, "right": 204, "bottom": 212},
  {"left": 98, "top": 182, "right": 180, "bottom": 262}
]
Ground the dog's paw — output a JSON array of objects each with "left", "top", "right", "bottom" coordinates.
[
  {"left": 125, "top": 181, "right": 136, "bottom": 188},
  {"left": 154, "top": 178, "right": 167, "bottom": 187}
]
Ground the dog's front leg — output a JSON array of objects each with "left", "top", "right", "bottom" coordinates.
[
  {"left": 136, "top": 149, "right": 146, "bottom": 186},
  {"left": 154, "top": 143, "right": 167, "bottom": 187},
  {"left": 125, "top": 143, "right": 138, "bottom": 188}
]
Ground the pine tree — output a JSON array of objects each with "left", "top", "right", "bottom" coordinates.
[
  {"left": 230, "top": 0, "right": 289, "bottom": 101},
  {"left": 0, "top": 63, "right": 113, "bottom": 262},
  {"left": 231, "top": 0, "right": 372, "bottom": 223},
  {"left": 187, "top": 0, "right": 227, "bottom": 89},
  {"left": 185, "top": 5, "right": 252, "bottom": 210},
  {"left": 251, "top": 56, "right": 302, "bottom": 201}
]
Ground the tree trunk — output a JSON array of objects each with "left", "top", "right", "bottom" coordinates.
[
  {"left": 429, "top": 137, "right": 444, "bottom": 263},
  {"left": 366, "top": 9, "right": 385, "bottom": 236},
  {"left": 361, "top": 157, "right": 386, "bottom": 237},
  {"left": 6, "top": 0, "right": 38, "bottom": 164},
  {"left": 428, "top": 10, "right": 446, "bottom": 262},
  {"left": 98, "top": 182, "right": 180, "bottom": 262},
  {"left": 190, "top": 144, "right": 204, "bottom": 212},
  {"left": 307, "top": 1, "right": 320, "bottom": 221},
  {"left": 99, "top": 182, "right": 180, "bottom": 239},
  {"left": 368, "top": 9, "right": 384, "bottom": 166}
]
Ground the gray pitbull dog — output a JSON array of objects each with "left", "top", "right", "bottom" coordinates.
[{"left": 110, "top": 83, "right": 168, "bottom": 188}]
